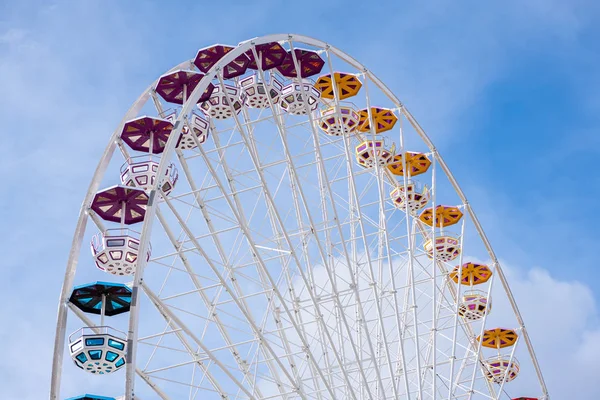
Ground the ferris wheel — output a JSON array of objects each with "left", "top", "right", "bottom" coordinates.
[{"left": 50, "top": 34, "right": 548, "bottom": 400}]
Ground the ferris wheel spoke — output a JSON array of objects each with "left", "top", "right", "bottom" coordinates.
[
  {"left": 300, "top": 103, "right": 359, "bottom": 393},
  {"left": 241, "top": 101, "right": 329, "bottom": 400},
  {"left": 157, "top": 190, "right": 305, "bottom": 398},
  {"left": 319, "top": 74, "right": 407, "bottom": 399},
  {"left": 402, "top": 219, "right": 426, "bottom": 398},
  {"left": 196, "top": 146, "right": 341, "bottom": 399},
  {"left": 342, "top": 164, "right": 403, "bottom": 394},
  {"left": 153, "top": 211, "right": 274, "bottom": 399},
  {"left": 418, "top": 276, "right": 448, "bottom": 397},
  {"left": 155, "top": 207, "right": 248, "bottom": 331},
  {"left": 465, "top": 264, "right": 501, "bottom": 400},
  {"left": 281, "top": 140, "right": 338, "bottom": 396},
  {"left": 446, "top": 216, "right": 470, "bottom": 400},
  {"left": 264, "top": 105, "right": 371, "bottom": 400},
  {"left": 314, "top": 144, "right": 357, "bottom": 397},
  {"left": 226, "top": 74, "right": 359, "bottom": 399},
  {"left": 360, "top": 76, "right": 414, "bottom": 398},
  {"left": 413, "top": 218, "right": 494, "bottom": 398},
  {"left": 213, "top": 66, "right": 367, "bottom": 400},
  {"left": 285, "top": 42, "right": 398, "bottom": 399},
  {"left": 172, "top": 148, "right": 279, "bottom": 397},
  {"left": 140, "top": 284, "right": 260, "bottom": 399},
  {"left": 207, "top": 114, "right": 310, "bottom": 399}
]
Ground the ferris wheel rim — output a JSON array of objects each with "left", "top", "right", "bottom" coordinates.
[
  {"left": 49, "top": 58, "right": 192, "bottom": 400},
  {"left": 50, "top": 33, "right": 548, "bottom": 400}
]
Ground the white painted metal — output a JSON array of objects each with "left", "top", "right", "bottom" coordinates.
[
  {"left": 51, "top": 34, "right": 548, "bottom": 400},
  {"left": 50, "top": 59, "right": 190, "bottom": 400}
]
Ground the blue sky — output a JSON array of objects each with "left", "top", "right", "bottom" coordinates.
[{"left": 1, "top": 0, "right": 599, "bottom": 399}]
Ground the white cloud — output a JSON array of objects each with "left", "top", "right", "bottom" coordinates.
[{"left": 483, "top": 261, "right": 600, "bottom": 398}]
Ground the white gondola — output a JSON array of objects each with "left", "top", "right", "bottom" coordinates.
[
  {"left": 120, "top": 155, "right": 178, "bottom": 195},
  {"left": 458, "top": 290, "right": 491, "bottom": 321},
  {"left": 483, "top": 356, "right": 520, "bottom": 384},
  {"left": 319, "top": 105, "right": 360, "bottom": 136},
  {"left": 390, "top": 180, "right": 430, "bottom": 213},
  {"left": 355, "top": 140, "right": 395, "bottom": 168},
  {"left": 279, "top": 82, "right": 321, "bottom": 115},
  {"left": 69, "top": 327, "right": 127, "bottom": 375},
  {"left": 423, "top": 234, "right": 461, "bottom": 262},
  {"left": 90, "top": 229, "right": 151, "bottom": 276},
  {"left": 239, "top": 74, "right": 283, "bottom": 108},
  {"left": 200, "top": 84, "right": 245, "bottom": 119}
]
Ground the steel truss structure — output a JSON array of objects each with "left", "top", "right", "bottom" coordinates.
[{"left": 50, "top": 34, "right": 548, "bottom": 400}]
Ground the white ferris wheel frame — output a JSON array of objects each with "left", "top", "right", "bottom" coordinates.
[{"left": 49, "top": 33, "right": 549, "bottom": 400}]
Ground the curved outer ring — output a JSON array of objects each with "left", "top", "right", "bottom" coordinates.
[{"left": 50, "top": 33, "right": 548, "bottom": 399}]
